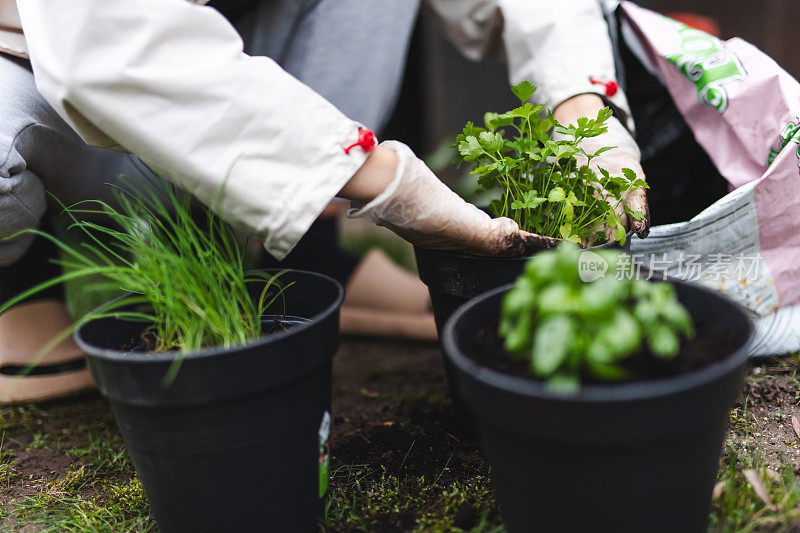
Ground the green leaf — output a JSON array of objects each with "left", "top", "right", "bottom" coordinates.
[
  {"left": 647, "top": 324, "right": 680, "bottom": 358},
  {"left": 548, "top": 187, "right": 566, "bottom": 203},
  {"left": 484, "top": 112, "right": 514, "bottom": 131},
  {"left": 511, "top": 189, "right": 547, "bottom": 210},
  {"left": 511, "top": 81, "right": 537, "bottom": 103},
  {"left": 506, "top": 103, "right": 535, "bottom": 118},
  {"left": 462, "top": 121, "right": 485, "bottom": 138},
  {"left": 478, "top": 131, "right": 505, "bottom": 152},
  {"left": 579, "top": 279, "right": 619, "bottom": 316},
  {"left": 633, "top": 300, "right": 659, "bottom": 325},
  {"left": 546, "top": 373, "right": 580, "bottom": 394},
  {"left": 502, "top": 279, "right": 537, "bottom": 316},
  {"left": 565, "top": 191, "right": 583, "bottom": 206},
  {"left": 553, "top": 144, "right": 578, "bottom": 160},
  {"left": 592, "top": 146, "right": 615, "bottom": 157},
  {"left": 587, "top": 339, "right": 613, "bottom": 365},
  {"left": 532, "top": 315, "right": 575, "bottom": 376},
  {"left": 561, "top": 202, "right": 574, "bottom": 221},
  {"left": 614, "top": 222, "right": 626, "bottom": 244},
  {"left": 537, "top": 285, "right": 574, "bottom": 315},
  {"left": 660, "top": 300, "right": 695, "bottom": 337},
  {"left": 458, "top": 136, "right": 484, "bottom": 161},
  {"left": 525, "top": 250, "right": 558, "bottom": 280},
  {"left": 470, "top": 164, "right": 496, "bottom": 176},
  {"left": 596, "top": 309, "right": 641, "bottom": 359},
  {"left": 622, "top": 168, "right": 637, "bottom": 182},
  {"left": 587, "top": 361, "right": 629, "bottom": 381},
  {"left": 502, "top": 310, "right": 533, "bottom": 354}
]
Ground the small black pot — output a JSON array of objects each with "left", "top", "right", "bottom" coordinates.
[
  {"left": 415, "top": 234, "right": 630, "bottom": 430},
  {"left": 442, "top": 281, "right": 753, "bottom": 533},
  {"left": 74, "top": 270, "right": 344, "bottom": 533}
]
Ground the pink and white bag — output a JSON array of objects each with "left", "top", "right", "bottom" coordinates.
[{"left": 619, "top": 2, "right": 800, "bottom": 355}]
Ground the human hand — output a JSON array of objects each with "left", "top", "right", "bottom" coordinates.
[
  {"left": 345, "top": 141, "right": 558, "bottom": 256},
  {"left": 577, "top": 116, "right": 650, "bottom": 241},
  {"left": 554, "top": 94, "right": 650, "bottom": 242}
]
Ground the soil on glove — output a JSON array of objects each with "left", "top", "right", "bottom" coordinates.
[{"left": 466, "top": 321, "right": 739, "bottom": 384}]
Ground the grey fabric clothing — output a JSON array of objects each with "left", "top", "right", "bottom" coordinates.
[
  {"left": 237, "top": 0, "right": 419, "bottom": 132},
  {"left": 0, "top": 0, "right": 417, "bottom": 266},
  {"left": 0, "top": 55, "right": 149, "bottom": 266}
]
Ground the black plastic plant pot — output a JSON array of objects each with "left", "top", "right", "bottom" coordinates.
[
  {"left": 415, "top": 234, "right": 631, "bottom": 336},
  {"left": 442, "top": 280, "right": 753, "bottom": 533},
  {"left": 74, "top": 270, "right": 343, "bottom": 533},
  {"left": 415, "top": 233, "right": 631, "bottom": 430}
]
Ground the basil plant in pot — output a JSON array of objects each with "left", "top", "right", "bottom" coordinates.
[
  {"left": 442, "top": 244, "right": 752, "bottom": 533},
  {"left": 0, "top": 180, "right": 343, "bottom": 533}
]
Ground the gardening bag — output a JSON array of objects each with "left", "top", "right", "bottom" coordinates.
[{"left": 615, "top": 2, "right": 800, "bottom": 357}]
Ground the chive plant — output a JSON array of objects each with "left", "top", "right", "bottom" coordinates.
[
  {"left": 454, "top": 82, "right": 648, "bottom": 245},
  {"left": 0, "top": 177, "right": 292, "bottom": 382}
]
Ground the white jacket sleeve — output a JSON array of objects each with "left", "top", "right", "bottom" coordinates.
[
  {"left": 424, "top": 0, "right": 631, "bottom": 122},
  {"left": 17, "top": 0, "right": 370, "bottom": 260}
]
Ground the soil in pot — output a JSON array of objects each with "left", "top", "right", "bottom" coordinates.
[
  {"left": 125, "top": 315, "right": 308, "bottom": 352},
  {"left": 467, "top": 320, "right": 738, "bottom": 383}
]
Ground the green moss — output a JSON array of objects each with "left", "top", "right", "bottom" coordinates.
[
  {"left": 3, "top": 491, "right": 154, "bottom": 533},
  {"left": 710, "top": 447, "right": 800, "bottom": 532},
  {"left": 3, "top": 460, "right": 153, "bottom": 532},
  {"left": 324, "top": 466, "right": 500, "bottom": 532}
]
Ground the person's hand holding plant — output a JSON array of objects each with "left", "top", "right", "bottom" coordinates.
[{"left": 554, "top": 94, "right": 650, "bottom": 242}]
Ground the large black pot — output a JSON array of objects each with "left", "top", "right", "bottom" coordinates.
[
  {"left": 442, "top": 280, "right": 753, "bottom": 533},
  {"left": 74, "top": 270, "right": 344, "bottom": 533},
  {"left": 415, "top": 234, "right": 630, "bottom": 430}
]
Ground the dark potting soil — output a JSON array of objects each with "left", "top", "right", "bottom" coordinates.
[
  {"left": 119, "top": 317, "right": 292, "bottom": 353},
  {"left": 466, "top": 321, "right": 739, "bottom": 384}
]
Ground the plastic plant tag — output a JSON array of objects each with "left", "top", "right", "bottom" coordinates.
[{"left": 318, "top": 410, "right": 331, "bottom": 498}]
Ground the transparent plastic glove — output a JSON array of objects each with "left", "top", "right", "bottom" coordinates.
[
  {"left": 348, "top": 141, "right": 558, "bottom": 257},
  {"left": 578, "top": 116, "right": 651, "bottom": 242}
]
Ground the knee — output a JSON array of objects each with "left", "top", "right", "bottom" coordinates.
[{"left": 0, "top": 170, "right": 46, "bottom": 266}]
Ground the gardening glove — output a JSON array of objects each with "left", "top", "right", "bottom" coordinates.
[
  {"left": 348, "top": 140, "right": 558, "bottom": 257},
  {"left": 578, "top": 116, "right": 651, "bottom": 242}
]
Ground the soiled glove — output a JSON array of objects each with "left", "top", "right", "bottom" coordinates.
[
  {"left": 578, "top": 116, "right": 651, "bottom": 241},
  {"left": 348, "top": 141, "right": 558, "bottom": 256}
]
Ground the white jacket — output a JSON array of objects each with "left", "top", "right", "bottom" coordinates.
[{"left": 1, "top": 0, "right": 627, "bottom": 259}]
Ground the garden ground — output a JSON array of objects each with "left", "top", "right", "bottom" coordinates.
[
  {"left": 2, "top": 223, "right": 800, "bottom": 531},
  {"left": 1, "top": 335, "right": 800, "bottom": 532}
]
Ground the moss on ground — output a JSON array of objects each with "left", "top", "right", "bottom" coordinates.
[
  {"left": 324, "top": 467, "right": 499, "bottom": 532},
  {"left": 0, "top": 398, "right": 154, "bottom": 532}
]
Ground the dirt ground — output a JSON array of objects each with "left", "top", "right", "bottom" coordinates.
[
  {"left": 729, "top": 358, "right": 800, "bottom": 472},
  {"left": 1, "top": 338, "right": 800, "bottom": 532}
]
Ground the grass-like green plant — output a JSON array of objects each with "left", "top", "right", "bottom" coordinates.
[
  {"left": 454, "top": 82, "right": 647, "bottom": 245},
  {"left": 499, "top": 243, "right": 694, "bottom": 392},
  {"left": 0, "top": 177, "right": 292, "bottom": 383}
]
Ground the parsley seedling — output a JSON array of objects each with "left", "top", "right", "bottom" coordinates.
[{"left": 454, "top": 82, "right": 647, "bottom": 245}]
